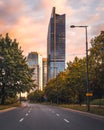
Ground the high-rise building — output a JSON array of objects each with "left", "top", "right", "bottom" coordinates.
[
  {"left": 42, "top": 58, "right": 47, "bottom": 88},
  {"left": 27, "top": 52, "right": 43, "bottom": 90},
  {"left": 47, "top": 7, "right": 66, "bottom": 81}
]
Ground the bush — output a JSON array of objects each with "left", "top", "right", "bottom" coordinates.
[
  {"left": 90, "top": 99, "right": 104, "bottom": 105},
  {"left": 27, "top": 90, "right": 44, "bottom": 103},
  {"left": 5, "top": 96, "right": 18, "bottom": 105}
]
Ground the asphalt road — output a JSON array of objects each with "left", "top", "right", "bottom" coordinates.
[{"left": 0, "top": 103, "right": 104, "bottom": 130}]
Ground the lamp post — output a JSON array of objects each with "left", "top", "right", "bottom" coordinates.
[{"left": 70, "top": 25, "right": 90, "bottom": 111}]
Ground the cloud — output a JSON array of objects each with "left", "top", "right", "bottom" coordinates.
[
  {"left": 0, "top": 0, "right": 104, "bottom": 62},
  {"left": 0, "top": 0, "right": 26, "bottom": 24}
]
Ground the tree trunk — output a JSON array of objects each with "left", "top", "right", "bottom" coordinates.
[{"left": 1, "top": 86, "right": 6, "bottom": 105}]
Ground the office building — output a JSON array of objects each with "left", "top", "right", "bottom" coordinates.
[
  {"left": 42, "top": 58, "right": 47, "bottom": 88},
  {"left": 47, "top": 7, "right": 66, "bottom": 81},
  {"left": 27, "top": 52, "right": 43, "bottom": 90}
]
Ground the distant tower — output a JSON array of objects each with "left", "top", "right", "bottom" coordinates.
[
  {"left": 42, "top": 58, "right": 47, "bottom": 88},
  {"left": 47, "top": 7, "right": 66, "bottom": 81},
  {"left": 27, "top": 52, "right": 43, "bottom": 90}
]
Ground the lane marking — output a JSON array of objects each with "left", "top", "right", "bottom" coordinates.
[
  {"left": 56, "top": 114, "right": 60, "bottom": 116},
  {"left": 19, "top": 118, "right": 24, "bottom": 122},
  {"left": 26, "top": 113, "right": 29, "bottom": 116},
  {"left": 64, "top": 119, "right": 70, "bottom": 123}
]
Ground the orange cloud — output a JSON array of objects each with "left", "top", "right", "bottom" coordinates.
[{"left": 0, "top": 0, "right": 104, "bottom": 62}]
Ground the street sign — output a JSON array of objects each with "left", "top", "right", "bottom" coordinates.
[{"left": 86, "top": 92, "right": 93, "bottom": 97}]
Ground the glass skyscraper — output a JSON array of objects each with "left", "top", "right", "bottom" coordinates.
[
  {"left": 27, "top": 52, "right": 43, "bottom": 90},
  {"left": 47, "top": 7, "right": 66, "bottom": 81}
]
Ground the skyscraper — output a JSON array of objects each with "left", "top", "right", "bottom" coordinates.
[
  {"left": 47, "top": 7, "right": 66, "bottom": 81},
  {"left": 27, "top": 52, "right": 43, "bottom": 90}
]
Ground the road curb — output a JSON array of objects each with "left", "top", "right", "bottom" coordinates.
[{"left": 0, "top": 107, "right": 17, "bottom": 113}]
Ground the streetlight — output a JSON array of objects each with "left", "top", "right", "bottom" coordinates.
[{"left": 70, "top": 25, "right": 90, "bottom": 111}]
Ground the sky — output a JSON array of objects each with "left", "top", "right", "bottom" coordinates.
[{"left": 0, "top": 0, "right": 104, "bottom": 62}]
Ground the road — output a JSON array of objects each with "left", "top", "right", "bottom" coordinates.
[{"left": 0, "top": 103, "right": 104, "bottom": 130}]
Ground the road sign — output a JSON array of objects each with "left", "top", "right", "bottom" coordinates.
[{"left": 86, "top": 92, "right": 93, "bottom": 97}]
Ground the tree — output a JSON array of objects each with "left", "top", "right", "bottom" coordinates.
[
  {"left": 27, "top": 90, "right": 44, "bottom": 102},
  {"left": 89, "top": 31, "right": 104, "bottom": 99},
  {"left": 44, "top": 57, "right": 87, "bottom": 104},
  {"left": 66, "top": 57, "right": 86, "bottom": 104},
  {"left": 0, "top": 33, "right": 35, "bottom": 104}
]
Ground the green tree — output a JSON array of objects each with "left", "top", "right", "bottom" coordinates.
[
  {"left": 66, "top": 57, "right": 86, "bottom": 104},
  {"left": 44, "top": 57, "right": 87, "bottom": 104},
  {"left": 27, "top": 90, "right": 44, "bottom": 102},
  {"left": 89, "top": 31, "right": 104, "bottom": 99},
  {"left": 0, "top": 33, "right": 35, "bottom": 104},
  {"left": 44, "top": 31, "right": 104, "bottom": 104},
  {"left": 44, "top": 78, "right": 57, "bottom": 103}
]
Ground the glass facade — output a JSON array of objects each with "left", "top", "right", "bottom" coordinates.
[
  {"left": 42, "top": 58, "right": 47, "bottom": 87},
  {"left": 27, "top": 52, "right": 43, "bottom": 90},
  {"left": 47, "top": 7, "right": 66, "bottom": 81}
]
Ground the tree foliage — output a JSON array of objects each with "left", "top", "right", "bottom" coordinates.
[
  {"left": 27, "top": 90, "right": 44, "bottom": 102},
  {"left": 89, "top": 31, "right": 104, "bottom": 98},
  {"left": 44, "top": 31, "right": 104, "bottom": 104},
  {"left": 0, "top": 33, "right": 35, "bottom": 104}
]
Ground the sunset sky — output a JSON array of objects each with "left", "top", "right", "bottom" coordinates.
[{"left": 0, "top": 0, "right": 104, "bottom": 62}]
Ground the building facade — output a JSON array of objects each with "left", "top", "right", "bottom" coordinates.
[
  {"left": 42, "top": 58, "right": 47, "bottom": 88},
  {"left": 27, "top": 52, "right": 43, "bottom": 90},
  {"left": 47, "top": 7, "right": 66, "bottom": 81}
]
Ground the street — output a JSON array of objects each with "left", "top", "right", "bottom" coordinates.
[{"left": 0, "top": 103, "right": 104, "bottom": 130}]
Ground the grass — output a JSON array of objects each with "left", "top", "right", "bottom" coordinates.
[
  {"left": 59, "top": 104, "right": 87, "bottom": 111},
  {"left": 0, "top": 102, "right": 21, "bottom": 110},
  {"left": 90, "top": 99, "right": 104, "bottom": 105},
  {"left": 58, "top": 104, "right": 104, "bottom": 116},
  {"left": 90, "top": 107, "right": 104, "bottom": 116},
  {"left": 42, "top": 102, "right": 104, "bottom": 116}
]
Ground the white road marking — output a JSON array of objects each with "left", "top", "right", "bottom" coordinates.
[
  {"left": 26, "top": 113, "right": 29, "bottom": 116},
  {"left": 28, "top": 110, "right": 31, "bottom": 113},
  {"left": 19, "top": 118, "right": 24, "bottom": 122},
  {"left": 64, "top": 119, "right": 70, "bottom": 123},
  {"left": 56, "top": 114, "right": 60, "bottom": 116}
]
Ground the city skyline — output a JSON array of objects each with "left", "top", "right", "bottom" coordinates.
[{"left": 0, "top": 0, "right": 104, "bottom": 62}]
